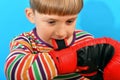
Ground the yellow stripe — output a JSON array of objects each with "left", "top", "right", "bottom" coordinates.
[
  {"left": 22, "top": 54, "right": 34, "bottom": 80},
  {"left": 43, "top": 53, "right": 57, "bottom": 78},
  {"left": 16, "top": 40, "right": 33, "bottom": 52}
]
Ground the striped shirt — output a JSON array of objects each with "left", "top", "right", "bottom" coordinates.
[{"left": 5, "top": 28, "right": 94, "bottom": 80}]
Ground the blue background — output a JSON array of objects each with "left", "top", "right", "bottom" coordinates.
[{"left": 0, "top": 0, "right": 120, "bottom": 79}]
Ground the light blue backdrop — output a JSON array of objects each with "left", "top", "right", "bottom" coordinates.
[{"left": 0, "top": 0, "right": 120, "bottom": 80}]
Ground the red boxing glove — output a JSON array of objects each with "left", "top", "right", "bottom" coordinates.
[
  {"left": 103, "top": 43, "right": 120, "bottom": 80},
  {"left": 74, "top": 37, "right": 120, "bottom": 80},
  {"left": 49, "top": 37, "right": 120, "bottom": 80},
  {"left": 49, "top": 47, "right": 77, "bottom": 74},
  {"left": 49, "top": 39, "right": 77, "bottom": 74}
]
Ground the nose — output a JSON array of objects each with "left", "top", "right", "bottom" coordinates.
[{"left": 55, "top": 28, "right": 66, "bottom": 39}]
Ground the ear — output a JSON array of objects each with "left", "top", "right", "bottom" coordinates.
[{"left": 25, "top": 8, "right": 35, "bottom": 23}]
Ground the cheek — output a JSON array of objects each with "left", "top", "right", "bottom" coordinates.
[
  {"left": 41, "top": 28, "right": 54, "bottom": 39},
  {"left": 43, "top": 30, "right": 52, "bottom": 36},
  {"left": 68, "top": 25, "right": 75, "bottom": 34},
  {"left": 41, "top": 28, "right": 52, "bottom": 36},
  {"left": 36, "top": 28, "right": 53, "bottom": 44},
  {"left": 36, "top": 23, "right": 51, "bottom": 34},
  {"left": 68, "top": 24, "right": 76, "bottom": 36}
]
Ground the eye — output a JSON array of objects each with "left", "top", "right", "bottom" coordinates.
[
  {"left": 66, "top": 20, "right": 74, "bottom": 25},
  {"left": 48, "top": 20, "right": 56, "bottom": 25}
]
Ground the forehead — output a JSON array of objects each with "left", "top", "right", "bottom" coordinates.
[{"left": 34, "top": 10, "right": 78, "bottom": 20}]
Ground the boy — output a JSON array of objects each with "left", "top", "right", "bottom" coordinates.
[{"left": 5, "top": 0, "right": 93, "bottom": 80}]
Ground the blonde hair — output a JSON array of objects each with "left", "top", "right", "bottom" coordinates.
[{"left": 30, "top": 0, "right": 83, "bottom": 16}]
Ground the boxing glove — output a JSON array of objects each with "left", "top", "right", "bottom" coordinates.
[
  {"left": 49, "top": 37, "right": 120, "bottom": 80},
  {"left": 49, "top": 39, "right": 94, "bottom": 74},
  {"left": 74, "top": 37, "right": 120, "bottom": 80},
  {"left": 49, "top": 39, "right": 93, "bottom": 74},
  {"left": 49, "top": 39, "right": 77, "bottom": 74}
]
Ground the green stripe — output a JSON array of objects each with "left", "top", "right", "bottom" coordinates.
[
  {"left": 76, "top": 31, "right": 88, "bottom": 37},
  {"left": 53, "top": 73, "right": 80, "bottom": 79},
  {"left": 7, "top": 54, "right": 24, "bottom": 80},
  {"left": 32, "top": 61, "right": 41, "bottom": 80},
  {"left": 12, "top": 44, "right": 23, "bottom": 50}
]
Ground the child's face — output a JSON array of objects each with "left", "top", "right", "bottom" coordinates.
[{"left": 26, "top": 9, "right": 78, "bottom": 45}]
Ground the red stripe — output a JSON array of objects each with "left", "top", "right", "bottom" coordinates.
[
  {"left": 5, "top": 56, "right": 16, "bottom": 72},
  {"left": 28, "top": 67, "right": 35, "bottom": 80},
  {"left": 16, "top": 55, "right": 29, "bottom": 80},
  {"left": 32, "top": 54, "right": 38, "bottom": 62},
  {"left": 41, "top": 54, "right": 51, "bottom": 79}
]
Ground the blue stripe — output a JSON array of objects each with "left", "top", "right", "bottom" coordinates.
[
  {"left": 36, "top": 56, "right": 47, "bottom": 80},
  {"left": 11, "top": 58, "right": 22, "bottom": 80}
]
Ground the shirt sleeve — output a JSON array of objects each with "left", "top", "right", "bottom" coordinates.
[{"left": 4, "top": 37, "right": 58, "bottom": 80}]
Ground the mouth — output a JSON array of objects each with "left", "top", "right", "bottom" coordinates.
[{"left": 51, "top": 38, "right": 68, "bottom": 50}]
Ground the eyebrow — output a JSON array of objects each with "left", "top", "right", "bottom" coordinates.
[
  {"left": 67, "top": 17, "right": 77, "bottom": 20},
  {"left": 42, "top": 18, "right": 58, "bottom": 22},
  {"left": 47, "top": 18, "right": 58, "bottom": 21},
  {"left": 42, "top": 16, "right": 78, "bottom": 22}
]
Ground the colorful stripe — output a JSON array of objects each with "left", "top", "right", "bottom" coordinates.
[
  {"left": 43, "top": 53, "right": 57, "bottom": 78},
  {"left": 32, "top": 60, "right": 41, "bottom": 80},
  {"left": 21, "top": 55, "right": 33, "bottom": 80},
  {"left": 16, "top": 54, "right": 30, "bottom": 80},
  {"left": 28, "top": 66, "right": 35, "bottom": 80},
  {"left": 4, "top": 29, "right": 94, "bottom": 80},
  {"left": 7, "top": 54, "right": 24, "bottom": 80}
]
